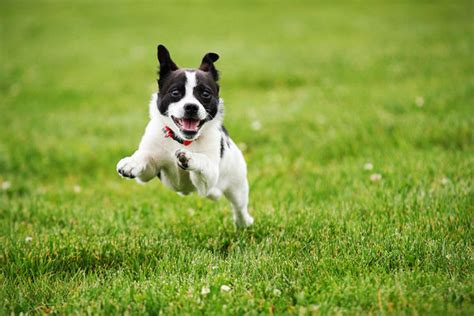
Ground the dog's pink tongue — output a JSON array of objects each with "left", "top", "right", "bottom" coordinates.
[{"left": 182, "top": 119, "right": 199, "bottom": 131}]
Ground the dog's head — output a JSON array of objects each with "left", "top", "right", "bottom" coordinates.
[{"left": 156, "top": 44, "right": 221, "bottom": 140}]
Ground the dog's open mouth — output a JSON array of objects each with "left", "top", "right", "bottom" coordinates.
[{"left": 172, "top": 116, "right": 204, "bottom": 136}]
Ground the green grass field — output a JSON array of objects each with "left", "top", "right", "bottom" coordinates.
[{"left": 1, "top": 0, "right": 473, "bottom": 314}]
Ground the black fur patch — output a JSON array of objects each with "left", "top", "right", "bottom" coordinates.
[
  {"left": 221, "top": 125, "right": 231, "bottom": 147},
  {"left": 220, "top": 136, "right": 225, "bottom": 158},
  {"left": 195, "top": 70, "right": 219, "bottom": 119},
  {"left": 156, "top": 70, "right": 187, "bottom": 115},
  {"left": 157, "top": 45, "right": 178, "bottom": 89},
  {"left": 199, "top": 52, "right": 219, "bottom": 81},
  {"left": 221, "top": 125, "right": 229, "bottom": 137}
]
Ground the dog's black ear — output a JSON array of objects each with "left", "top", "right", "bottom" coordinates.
[
  {"left": 157, "top": 44, "right": 178, "bottom": 85},
  {"left": 199, "top": 52, "right": 219, "bottom": 81}
]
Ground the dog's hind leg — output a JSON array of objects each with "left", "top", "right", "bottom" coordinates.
[{"left": 224, "top": 182, "right": 254, "bottom": 228}]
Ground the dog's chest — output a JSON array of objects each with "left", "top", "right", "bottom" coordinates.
[
  {"left": 159, "top": 162, "right": 196, "bottom": 194},
  {"left": 155, "top": 127, "right": 221, "bottom": 194}
]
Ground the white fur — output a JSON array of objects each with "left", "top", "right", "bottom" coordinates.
[{"left": 116, "top": 88, "right": 254, "bottom": 228}]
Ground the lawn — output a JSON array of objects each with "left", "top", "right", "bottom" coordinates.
[{"left": 1, "top": 0, "right": 473, "bottom": 314}]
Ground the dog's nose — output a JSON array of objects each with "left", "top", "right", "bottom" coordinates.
[{"left": 184, "top": 103, "right": 199, "bottom": 115}]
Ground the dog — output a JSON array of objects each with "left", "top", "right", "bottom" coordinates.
[{"left": 116, "top": 45, "right": 254, "bottom": 228}]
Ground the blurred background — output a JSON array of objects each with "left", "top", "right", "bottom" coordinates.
[
  {"left": 1, "top": 1, "right": 472, "bottom": 189},
  {"left": 1, "top": 0, "right": 472, "bottom": 314}
]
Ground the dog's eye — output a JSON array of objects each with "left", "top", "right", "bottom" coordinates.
[
  {"left": 170, "top": 89, "right": 181, "bottom": 97},
  {"left": 201, "top": 91, "right": 211, "bottom": 99}
]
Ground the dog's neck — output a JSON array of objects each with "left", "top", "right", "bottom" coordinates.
[{"left": 162, "top": 126, "right": 193, "bottom": 146}]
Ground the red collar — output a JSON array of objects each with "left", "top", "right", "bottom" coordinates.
[{"left": 162, "top": 126, "right": 193, "bottom": 146}]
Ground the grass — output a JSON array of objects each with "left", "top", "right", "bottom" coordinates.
[{"left": 1, "top": 0, "right": 473, "bottom": 314}]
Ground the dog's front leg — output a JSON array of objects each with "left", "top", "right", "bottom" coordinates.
[
  {"left": 175, "top": 149, "right": 218, "bottom": 196},
  {"left": 117, "top": 150, "right": 158, "bottom": 183}
]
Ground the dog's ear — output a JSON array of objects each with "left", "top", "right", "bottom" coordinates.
[
  {"left": 199, "top": 52, "right": 219, "bottom": 81},
  {"left": 157, "top": 44, "right": 178, "bottom": 85}
]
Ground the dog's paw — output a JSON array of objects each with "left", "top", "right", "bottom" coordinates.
[
  {"left": 175, "top": 149, "right": 193, "bottom": 171},
  {"left": 116, "top": 156, "right": 146, "bottom": 179},
  {"left": 235, "top": 214, "right": 254, "bottom": 229}
]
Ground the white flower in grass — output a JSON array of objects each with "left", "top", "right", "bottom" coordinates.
[
  {"left": 73, "top": 185, "right": 81, "bottom": 193},
  {"left": 220, "top": 285, "right": 231, "bottom": 292},
  {"left": 363, "top": 162, "right": 373, "bottom": 170},
  {"left": 25, "top": 236, "right": 33, "bottom": 242},
  {"left": 415, "top": 96, "right": 425, "bottom": 107},
  {"left": 273, "top": 288, "right": 281, "bottom": 297},
  {"left": 441, "top": 177, "right": 450, "bottom": 185},
  {"left": 370, "top": 173, "right": 382, "bottom": 182},
  {"left": 201, "top": 287, "right": 210, "bottom": 295},
  {"left": 186, "top": 289, "right": 193, "bottom": 297},
  {"left": 309, "top": 305, "right": 320, "bottom": 312},
  {"left": 251, "top": 120, "right": 262, "bottom": 131},
  {"left": 1, "top": 181, "right": 11, "bottom": 190}
]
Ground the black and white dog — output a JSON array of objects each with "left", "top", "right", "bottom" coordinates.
[{"left": 117, "top": 45, "right": 254, "bottom": 228}]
